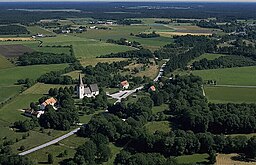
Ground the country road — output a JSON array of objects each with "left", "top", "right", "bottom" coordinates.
[
  {"left": 18, "top": 59, "right": 169, "bottom": 156},
  {"left": 18, "top": 128, "right": 80, "bottom": 156}
]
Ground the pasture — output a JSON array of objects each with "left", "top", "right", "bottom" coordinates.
[
  {"left": 0, "top": 55, "right": 14, "bottom": 69},
  {"left": 80, "top": 58, "right": 127, "bottom": 66},
  {"left": 0, "top": 86, "right": 21, "bottom": 104},
  {"left": 192, "top": 66, "right": 256, "bottom": 86},
  {"left": 205, "top": 86, "right": 256, "bottom": 103},
  {"left": 24, "top": 43, "right": 71, "bottom": 55},
  {"left": 26, "top": 26, "right": 54, "bottom": 35}
]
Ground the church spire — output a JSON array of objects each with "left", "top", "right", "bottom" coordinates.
[{"left": 79, "top": 74, "right": 84, "bottom": 86}]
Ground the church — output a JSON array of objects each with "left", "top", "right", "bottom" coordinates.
[{"left": 77, "top": 74, "right": 99, "bottom": 99}]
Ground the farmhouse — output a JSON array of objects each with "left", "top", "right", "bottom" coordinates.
[
  {"left": 77, "top": 74, "right": 99, "bottom": 99},
  {"left": 120, "top": 80, "right": 129, "bottom": 89},
  {"left": 24, "top": 109, "right": 45, "bottom": 118},
  {"left": 148, "top": 86, "right": 156, "bottom": 92},
  {"left": 40, "top": 97, "right": 57, "bottom": 110}
]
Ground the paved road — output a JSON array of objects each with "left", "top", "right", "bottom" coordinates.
[
  {"left": 18, "top": 127, "right": 80, "bottom": 156},
  {"left": 19, "top": 59, "right": 169, "bottom": 156}
]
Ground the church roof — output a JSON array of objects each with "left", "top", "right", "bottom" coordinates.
[
  {"left": 79, "top": 74, "right": 84, "bottom": 86},
  {"left": 84, "top": 87, "right": 91, "bottom": 94},
  {"left": 90, "top": 84, "right": 99, "bottom": 92}
]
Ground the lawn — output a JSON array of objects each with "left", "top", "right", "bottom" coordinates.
[
  {"left": 144, "top": 121, "right": 171, "bottom": 134},
  {"left": 0, "top": 55, "right": 14, "bottom": 69},
  {"left": 205, "top": 86, "right": 256, "bottom": 103},
  {"left": 189, "top": 53, "right": 226, "bottom": 65},
  {"left": 23, "top": 83, "right": 73, "bottom": 95},
  {"left": 193, "top": 66, "right": 256, "bottom": 86},
  {"left": 175, "top": 154, "right": 209, "bottom": 164}
]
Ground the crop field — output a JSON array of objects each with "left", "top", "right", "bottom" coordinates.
[
  {"left": 205, "top": 86, "right": 256, "bottom": 103},
  {"left": 145, "top": 121, "right": 171, "bottom": 134},
  {"left": 0, "top": 37, "right": 34, "bottom": 41},
  {"left": 0, "top": 55, "right": 14, "bottom": 69},
  {"left": 216, "top": 154, "right": 256, "bottom": 165},
  {"left": 193, "top": 66, "right": 256, "bottom": 86},
  {"left": 24, "top": 43, "right": 71, "bottom": 54},
  {"left": 189, "top": 53, "right": 226, "bottom": 64},
  {"left": 0, "top": 44, "right": 34, "bottom": 57},
  {"left": 175, "top": 154, "right": 209, "bottom": 164}
]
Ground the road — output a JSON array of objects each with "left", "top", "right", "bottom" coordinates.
[
  {"left": 18, "top": 59, "right": 169, "bottom": 156},
  {"left": 108, "top": 59, "right": 168, "bottom": 103},
  {"left": 18, "top": 127, "right": 80, "bottom": 156}
]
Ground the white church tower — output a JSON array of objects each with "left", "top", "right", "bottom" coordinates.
[{"left": 78, "top": 74, "right": 85, "bottom": 99}]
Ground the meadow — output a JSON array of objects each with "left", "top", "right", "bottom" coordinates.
[
  {"left": 175, "top": 154, "right": 209, "bottom": 164},
  {"left": 26, "top": 26, "right": 54, "bottom": 35},
  {"left": 144, "top": 121, "right": 171, "bottom": 134},
  {"left": 193, "top": 66, "right": 256, "bottom": 86},
  {"left": 0, "top": 55, "right": 14, "bottom": 69},
  {"left": 188, "top": 53, "right": 226, "bottom": 65},
  {"left": 205, "top": 86, "right": 256, "bottom": 103}
]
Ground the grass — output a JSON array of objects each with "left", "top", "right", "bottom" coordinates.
[
  {"left": 193, "top": 66, "right": 256, "bottom": 86},
  {"left": 64, "top": 70, "right": 83, "bottom": 79},
  {"left": 24, "top": 43, "right": 71, "bottom": 54},
  {"left": 0, "top": 85, "right": 21, "bottom": 103},
  {"left": 152, "top": 104, "right": 169, "bottom": 114},
  {"left": 26, "top": 26, "right": 54, "bottom": 35},
  {"left": 104, "top": 143, "right": 122, "bottom": 165},
  {"left": 23, "top": 83, "right": 73, "bottom": 95},
  {"left": 80, "top": 58, "right": 127, "bottom": 66},
  {"left": 205, "top": 86, "right": 256, "bottom": 103},
  {"left": 189, "top": 53, "right": 226, "bottom": 65},
  {"left": 216, "top": 153, "right": 256, "bottom": 165},
  {"left": 175, "top": 153, "right": 209, "bottom": 164},
  {"left": 27, "top": 135, "right": 88, "bottom": 165},
  {"left": 144, "top": 121, "right": 171, "bottom": 134},
  {"left": 0, "top": 55, "right": 14, "bottom": 69},
  {"left": 0, "top": 64, "right": 68, "bottom": 86}
]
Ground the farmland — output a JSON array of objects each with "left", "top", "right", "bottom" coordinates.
[
  {"left": 204, "top": 86, "right": 256, "bottom": 103},
  {"left": 0, "top": 55, "right": 14, "bottom": 69},
  {"left": 0, "top": 44, "right": 34, "bottom": 57},
  {"left": 193, "top": 66, "right": 256, "bottom": 86},
  {"left": 189, "top": 53, "right": 226, "bottom": 65}
]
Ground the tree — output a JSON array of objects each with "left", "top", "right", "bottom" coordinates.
[
  {"left": 208, "top": 150, "right": 216, "bottom": 164},
  {"left": 245, "top": 136, "right": 256, "bottom": 159},
  {"left": 48, "top": 153, "right": 54, "bottom": 164}
]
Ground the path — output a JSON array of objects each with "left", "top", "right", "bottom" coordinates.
[{"left": 18, "top": 127, "right": 80, "bottom": 156}]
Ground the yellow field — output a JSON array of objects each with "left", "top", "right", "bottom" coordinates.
[
  {"left": 0, "top": 37, "right": 35, "bottom": 41},
  {"left": 216, "top": 154, "right": 256, "bottom": 165}
]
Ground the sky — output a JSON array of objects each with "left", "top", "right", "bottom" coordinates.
[{"left": 1, "top": 0, "right": 256, "bottom": 2}]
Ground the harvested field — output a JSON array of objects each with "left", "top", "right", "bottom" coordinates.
[
  {"left": 0, "top": 37, "right": 34, "bottom": 41},
  {"left": 216, "top": 154, "right": 256, "bottom": 165},
  {"left": 0, "top": 44, "right": 34, "bottom": 57}
]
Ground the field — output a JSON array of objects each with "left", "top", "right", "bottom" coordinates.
[
  {"left": 0, "top": 55, "right": 14, "bottom": 69},
  {"left": 23, "top": 83, "right": 72, "bottom": 95},
  {"left": 193, "top": 66, "right": 256, "bottom": 86},
  {"left": 0, "top": 85, "right": 21, "bottom": 104},
  {"left": 204, "top": 86, "right": 256, "bottom": 103},
  {"left": 0, "top": 44, "right": 34, "bottom": 57},
  {"left": 0, "top": 37, "right": 34, "bottom": 41},
  {"left": 216, "top": 154, "right": 256, "bottom": 165},
  {"left": 26, "top": 26, "right": 54, "bottom": 35},
  {"left": 80, "top": 58, "right": 127, "bottom": 66},
  {"left": 189, "top": 53, "right": 226, "bottom": 65},
  {"left": 145, "top": 121, "right": 171, "bottom": 134},
  {"left": 24, "top": 43, "right": 71, "bottom": 54},
  {"left": 175, "top": 154, "right": 209, "bottom": 164},
  {"left": 152, "top": 104, "right": 169, "bottom": 114}
]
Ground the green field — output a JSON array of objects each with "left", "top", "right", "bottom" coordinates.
[
  {"left": 0, "top": 86, "right": 21, "bottom": 104},
  {"left": 205, "top": 86, "right": 256, "bottom": 103},
  {"left": 189, "top": 53, "right": 226, "bottom": 65},
  {"left": 0, "top": 64, "right": 68, "bottom": 86},
  {"left": 0, "top": 55, "right": 14, "bottom": 69},
  {"left": 152, "top": 104, "right": 169, "bottom": 114},
  {"left": 24, "top": 43, "right": 71, "bottom": 54},
  {"left": 145, "top": 121, "right": 171, "bottom": 134},
  {"left": 26, "top": 26, "right": 54, "bottom": 35},
  {"left": 193, "top": 66, "right": 256, "bottom": 86},
  {"left": 175, "top": 154, "right": 209, "bottom": 164}
]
